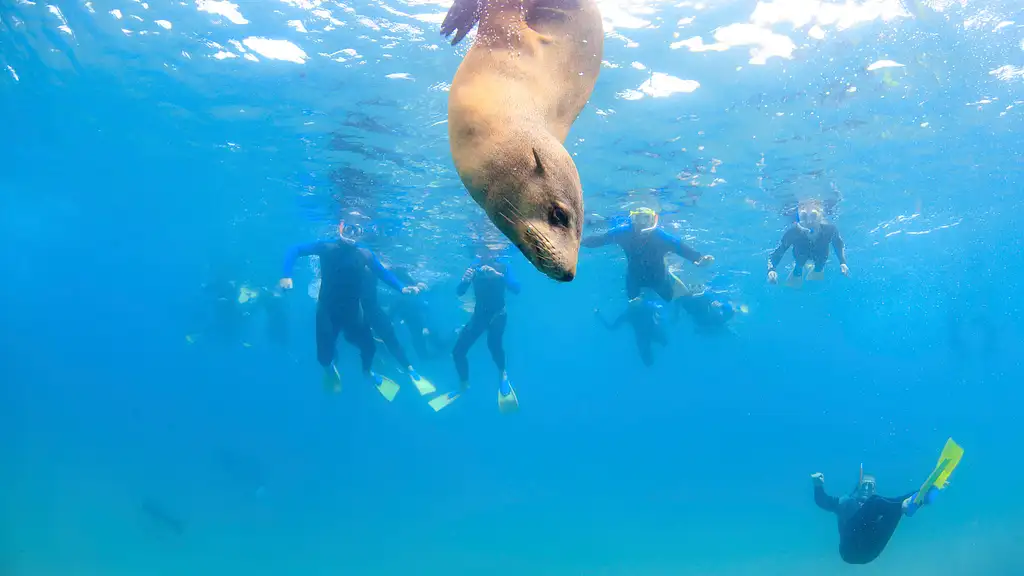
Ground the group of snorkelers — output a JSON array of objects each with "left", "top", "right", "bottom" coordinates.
[
  {"left": 278, "top": 220, "right": 523, "bottom": 413},
  {"left": 265, "top": 196, "right": 850, "bottom": 410},
  {"left": 199, "top": 196, "right": 963, "bottom": 567}
]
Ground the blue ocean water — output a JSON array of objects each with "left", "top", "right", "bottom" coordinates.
[{"left": 2, "top": 0, "right": 1023, "bottom": 573}]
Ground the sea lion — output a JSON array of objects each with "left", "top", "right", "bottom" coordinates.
[{"left": 441, "top": 0, "right": 604, "bottom": 282}]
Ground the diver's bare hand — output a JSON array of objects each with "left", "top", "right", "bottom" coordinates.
[
  {"left": 696, "top": 254, "right": 715, "bottom": 267},
  {"left": 461, "top": 268, "right": 476, "bottom": 283},
  {"left": 402, "top": 285, "right": 421, "bottom": 295},
  {"left": 480, "top": 265, "right": 502, "bottom": 278},
  {"left": 767, "top": 270, "right": 779, "bottom": 284},
  {"left": 840, "top": 264, "right": 850, "bottom": 277},
  {"left": 811, "top": 472, "right": 825, "bottom": 487},
  {"left": 279, "top": 278, "right": 294, "bottom": 290}
]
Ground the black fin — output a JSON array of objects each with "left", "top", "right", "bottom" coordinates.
[{"left": 440, "top": 0, "right": 482, "bottom": 46}]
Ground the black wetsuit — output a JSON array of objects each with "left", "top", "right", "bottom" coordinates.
[
  {"left": 597, "top": 300, "right": 667, "bottom": 367},
  {"left": 452, "top": 258, "right": 520, "bottom": 383},
  {"left": 769, "top": 223, "right": 847, "bottom": 276},
  {"left": 282, "top": 239, "right": 404, "bottom": 371},
  {"left": 583, "top": 223, "right": 705, "bottom": 301},
  {"left": 815, "top": 485, "right": 915, "bottom": 564},
  {"left": 674, "top": 293, "right": 736, "bottom": 333},
  {"left": 390, "top": 293, "right": 447, "bottom": 360},
  {"left": 361, "top": 273, "right": 414, "bottom": 369}
]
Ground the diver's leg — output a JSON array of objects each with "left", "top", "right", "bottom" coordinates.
[
  {"left": 315, "top": 304, "right": 344, "bottom": 391},
  {"left": 452, "top": 314, "right": 487, "bottom": 389},
  {"left": 626, "top": 271, "right": 641, "bottom": 300},
  {"left": 366, "top": 303, "right": 413, "bottom": 368},
  {"left": 655, "top": 273, "right": 676, "bottom": 302},
  {"left": 486, "top": 311, "right": 508, "bottom": 377}
]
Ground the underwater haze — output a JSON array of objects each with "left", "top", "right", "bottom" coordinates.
[{"left": 1, "top": 0, "right": 1023, "bottom": 574}]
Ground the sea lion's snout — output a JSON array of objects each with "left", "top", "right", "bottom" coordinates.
[{"left": 518, "top": 213, "right": 580, "bottom": 282}]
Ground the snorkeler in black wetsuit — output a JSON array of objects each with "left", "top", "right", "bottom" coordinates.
[
  {"left": 673, "top": 292, "right": 742, "bottom": 334},
  {"left": 278, "top": 223, "right": 420, "bottom": 394},
  {"left": 811, "top": 470, "right": 928, "bottom": 565},
  {"left": 767, "top": 199, "right": 849, "bottom": 286},
  {"left": 582, "top": 207, "right": 714, "bottom": 301},
  {"left": 360, "top": 265, "right": 437, "bottom": 394},
  {"left": 388, "top": 267, "right": 449, "bottom": 361},
  {"left": 450, "top": 246, "right": 521, "bottom": 412},
  {"left": 594, "top": 297, "right": 667, "bottom": 367}
]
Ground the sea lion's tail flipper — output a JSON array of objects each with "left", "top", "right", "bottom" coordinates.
[{"left": 441, "top": 0, "right": 482, "bottom": 45}]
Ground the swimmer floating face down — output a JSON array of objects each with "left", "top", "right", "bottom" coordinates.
[{"left": 474, "top": 145, "right": 583, "bottom": 283}]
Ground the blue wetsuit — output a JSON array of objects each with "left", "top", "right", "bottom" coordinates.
[
  {"left": 282, "top": 238, "right": 404, "bottom": 370},
  {"left": 596, "top": 299, "right": 667, "bottom": 367},
  {"left": 815, "top": 484, "right": 916, "bottom": 565},
  {"left": 583, "top": 223, "right": 704, "bottom": 301},
  {"left": 452, "top": 257, "right": 520, "bottom": 383}
]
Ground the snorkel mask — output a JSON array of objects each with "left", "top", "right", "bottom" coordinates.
[
  {"left": 338, "top": 220, "right": 365, "bottom": 241},
  {"left": 629, "top": 207, "right": 659, "bottom": 232},
  {"left": 797, "top": 206, "right": 823, "bottom": 235}
]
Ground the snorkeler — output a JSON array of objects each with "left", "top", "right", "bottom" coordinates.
[
  {"left": 389, "top": 267, "right": 450, "bottom": 361},
  {"left": 767, "top": 198, "right": 849, "bottom": 288},
  {"left": 430, "top": 245, "right": 521, "bottom": 414},
  {"left": 361, "top": 264, "right": 437, "bottom": 397},
  {"left": 582, "top": 207, "right": 714, "bottom": 301},
  {"left": 673, "top": 291, "right": 746, "bottom": 335},
  {"left": 594, "top": 296, "right": 667, "bottom": 367},
  {"left": 278, "top": 222, "right": 421, "bottom": 399},
  {"left": 812, "top": 439, "right": 964, "bottom": 565}
]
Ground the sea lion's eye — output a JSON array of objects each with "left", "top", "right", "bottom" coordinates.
[{"left": 549, "top": 204, "right": 570, "bottom": 228}]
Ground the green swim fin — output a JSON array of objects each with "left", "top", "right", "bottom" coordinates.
[
  {"left": 372, "top": 373, "right": 400, "bottom": 402},
  {"left": 323, "top": 365, "right": 342, "bottom": 394},
  {"left": 668, "top": 271, "right": 692, "bottom": 300},
  {"left": 428, "top": 391, "right": 460, "bottom": 412},
  {"left": 408, "top": 369, "right": 436, "bottom": 396},
  {"left": 497, "top": 377, "right": 519, "bottom": 414},
  {"left": 913, "top": 437, "right": 964, "bottom": 505}
]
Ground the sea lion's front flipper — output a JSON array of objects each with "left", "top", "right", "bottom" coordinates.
[{"left": 441, "top": 0, "right": 482, "bottom": 45}]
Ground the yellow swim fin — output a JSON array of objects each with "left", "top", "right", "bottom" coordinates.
[
  {"left": 373, "top": 374, "right": 400, "bottom": 402},
  {"left": 428, "top": 391, "right": 460, "bottom": 412},
  {"left": 668, "top": 271, "right": 692, "bottom": 300},
  {"left": 913, "top": 437, "right": 964, "bottom": 505},
  {"left": 785, "top": 268, "right": 805, "bottom": 289},
  {"left": 408, "top": 369, "right": 436, "bottom": 396},
  {"left": 323, "top": 365, "right": 342, "bottom": 394},
  {"left": 497, "top": 377, "right": 519, "bottom": 414}
]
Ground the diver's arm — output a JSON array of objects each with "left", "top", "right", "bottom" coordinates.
[
  {"left": 456, "top": 268, "right": 475, "bottom": 297},
  {"left": 281, "top": 241, "right": 329, "bottom": 278},
  {"left": 768, "top": 227, "right": 797, "bottom": 271},
  {"left": 831, "top": 227, "right": 848, "bottom": 266},
  {"left": 501, "top": 264, "right": 522, "bottom": 294},
  {"left": 359, "top": 248, "right": 405, "bottom": 292},
  {"left": 657, "top": 229, "right": 703, "bottom": 262},
  {"left": 582, "top": 224, "right": 629, "bottom": 248},
  {"left": 814, "top": 485, "right": 840, "bottom": 513}
]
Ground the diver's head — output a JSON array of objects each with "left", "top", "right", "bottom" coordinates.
[
  {"left": 854, "top": 473, "right": 877, "bottom": 501},
  {"left": 629, "top": 207, "right": 659, "bottom": 233},
  {"left": 797, "top": 200, "right": 824, "bottom": 233}
]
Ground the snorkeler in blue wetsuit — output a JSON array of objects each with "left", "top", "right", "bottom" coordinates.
[
  {"left": 594, "top": 296, "right": 667, "bottom": 367},
  {"left": 434, "top": 245, "right": 522, "bottom": 413},
  {"left": 278, "top": 222, "right": 421, "bottom": 398},
  {"left": 582, "top": 207, "right": 714, "bottom": 301}
]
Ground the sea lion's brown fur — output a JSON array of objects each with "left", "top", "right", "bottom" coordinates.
[{"left": 442, "top": 0, "right": 603, "bottom": 281}]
